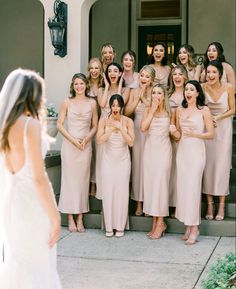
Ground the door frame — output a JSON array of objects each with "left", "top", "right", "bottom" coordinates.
[{"left": 130, "top": 0, "right": 187, "bottom": 70}]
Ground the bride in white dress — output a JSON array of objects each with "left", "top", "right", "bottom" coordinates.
[{"left": 0, "top": 68, "right": 62, "bottom": 289}]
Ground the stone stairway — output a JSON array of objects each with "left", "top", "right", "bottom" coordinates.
[{"left": 46, "top": 118, "right": 236, "bottom": 237}]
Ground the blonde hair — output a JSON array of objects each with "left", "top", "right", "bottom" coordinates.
[
  {"left": 152, "top": 84, "right": 171, "bottom": 116},
  {"left": 140, "top": 65, "right": 156, "bottom": 83},
  {"left": 87, "top": 57, "right": 103, "bottom": 87}
]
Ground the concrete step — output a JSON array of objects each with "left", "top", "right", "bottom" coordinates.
[
  {"left": 60, "top": 212, "right": 236, "bottom": 237},
  {"left": 88, "top": 196, "right": 236, "bottom": 218}
]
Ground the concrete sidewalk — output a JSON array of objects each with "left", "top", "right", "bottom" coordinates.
[{"left": 57, "top": 228, "right": 235, "bottom": 289}]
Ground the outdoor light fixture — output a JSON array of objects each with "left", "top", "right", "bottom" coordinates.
[{"left": 48, "top": 0, "right": 67, "bottom": 57}]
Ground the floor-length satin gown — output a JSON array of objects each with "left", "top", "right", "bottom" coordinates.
[
  {"left": 58, "top": 99, "right": 92, "bottom": 214},
  {"left": 175, "top": 114, "right": 206, "bottom": 226},
  {"left": 101, "top": 123, "right": 131, "bottom": 232},
  {"left": 0, "top": 117, "right": 62, "bottom": 289},
  {"left": 143, "top": 117, "right": 172, "bottom": 217},
  {"left": 203, "top": 91, "right": 232, "bottom": 196},
  {"left": 131, "top": 101, "right": 146, "bottom": 202}
]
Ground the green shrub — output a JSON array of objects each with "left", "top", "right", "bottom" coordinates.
[{"left": 202, "top": 252, "right": 236, "bottom": 289}]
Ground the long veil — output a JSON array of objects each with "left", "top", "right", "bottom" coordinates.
[{"left": 0, "top": 69, "right": 25, "bottom": 132}]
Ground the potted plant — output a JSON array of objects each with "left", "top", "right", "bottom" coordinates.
[
  {"left": 46, "top": 104, "right": 58, "bottom": 137},
  {"left": 202, "top": 252, "right": 236, "bottom": 289}
]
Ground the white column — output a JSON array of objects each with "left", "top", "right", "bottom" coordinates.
[{"left": 38, "top": 0, "right": 98, "bottom": 149}]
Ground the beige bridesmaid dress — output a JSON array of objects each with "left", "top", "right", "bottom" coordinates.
[
  {"left": 203, "top": 91, "right": 232, "bottom": 196},
  {"left": 101, "top": 121, "right": 131, "bottom": 232},
  {"left": 95, "top": 99, "right": 110, "bottom": 200},
  {"left": 143, "top": 117, "right": 172, "bottom": 217},
  {"left": 131, "top": 101, "right": 146, "bottom": 202},
  {"left": 175, "top": 114, "right": 206, "bottom": 226},
  {"left": 58, "top": 99, "right": 92, "bottom": 214},
  {"left": 168, "top": 97, "right": 183, "bottom": 207}
]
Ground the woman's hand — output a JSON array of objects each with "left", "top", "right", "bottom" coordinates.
[
  {"left": 102, "top": 72, "right": 110, "bottom": 88},
  {"left": 48, "top": 220, "right": 61, "bottom": 248},
  {"left": 150, "top": 97, "right": 159, "bottom": 113},
  {"left": 212, "top": 116, "right": 218, "bottom": 127}
]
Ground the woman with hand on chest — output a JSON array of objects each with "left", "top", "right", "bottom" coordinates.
[
  {"left": 96, "top": 94, "right": 134, "bottom": 237},
  {"left": 202, "top": 60, "right": 235, "bottom": 221}
]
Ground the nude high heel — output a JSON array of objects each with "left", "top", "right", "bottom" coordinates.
[
  {"left": 215, "top": 203, "right": 225, "bottom": 221},
  {"left": 149, "top": 223, "right": 167, "bottom": 240},
  {"left": 185, "top": 230, "right": 199, "bottom": 245},
  {"left": 205, "top": 202, "right": 214, "bottom": 220}
]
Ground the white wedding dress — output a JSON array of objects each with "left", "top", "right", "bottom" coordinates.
[{"left": 0, "top": 117, "right": 62, "bottom": 289}]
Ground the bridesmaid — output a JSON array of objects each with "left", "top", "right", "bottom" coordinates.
[
  {"left": 121, "top": 50, "right": 139, "bottom": 89},
  {"left": 87, "top": 57, "right": 103, "bottom": 197},
  {"left": 100, "top": 43, "right": 116, "bottom": 72},
  {"left": 202, "top": 60, "right": 235, "bottom": 221},
  {"left": 168, "top": 65, "right": 188, "bottom": 214},
  {"left": 124, "top": 65, "right": 155, "bottom": 216},
  {"left": 58, "top": 73, "right": 98, "bottom": 232},
  {"left": 176, "top": 44, "right": 202, "bottom": 81},
  {"left": 200, "top": 41, "right": 235, "bottom": 90},
  {"left": 97, "top": 94, "right": 135, "bottom": 237},
  {"left": 149, "top": 42, "right": 171, "bottom": 87},
  {"left": 171, "top": 80, "right": 214, "bottom": 245},
  {"left": 96, "top": 62, "right": 130, "bottom": 200},
  {"left": 141, "top": 84, "right": 172, "bottom": 239}
]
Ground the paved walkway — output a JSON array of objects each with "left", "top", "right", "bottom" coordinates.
[{"left": 57, "top": 228, "right": 235, "bottom": 289}]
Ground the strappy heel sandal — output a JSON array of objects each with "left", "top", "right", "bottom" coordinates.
[{"left": 205, "top": 202, "right": 214, "bottom": 220}]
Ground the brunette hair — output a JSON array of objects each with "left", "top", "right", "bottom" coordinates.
[
  {"left": 203, "top": 41, "right": 227, "bottom": 69},
  {"left": 182, "top": 80, "right": 205, "bottom": 109},
  {"left": 121, "top": 50, "right": 137, "bottom": 68},
  {"left": 105, "top": 62, "right": 124, "bottom": 87},
  {"left": 206, "top": 60, "right": 223, "bottom": 80},
  {"left": 149, "top": 42, "right": 168, "bottom": 65},
  {"left": 109, "top": 94, "right": 125, "bottom": 115}
]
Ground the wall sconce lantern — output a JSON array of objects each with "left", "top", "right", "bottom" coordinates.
[{"left": 48, "top": 0, "right": 67, "bottom": 57}]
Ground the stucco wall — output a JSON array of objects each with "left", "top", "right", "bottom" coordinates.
[
  {"left": 0, "top": 0, "right": 44, "bottom": 88},
  {"left": 188, "top": 0, "right": 236, "bottom": 70},
  {"left": 90, "top": 0, "right": 130, "bottom": 63}
]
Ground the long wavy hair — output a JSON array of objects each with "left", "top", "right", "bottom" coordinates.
[
  {"left": 0, "top": 68, "right": 44, "bottom": 151},
  {"left": 176, "top": 44, "right": 198, "bottom": 69},
  {"left": 182, "top": 80, "right": 206, "bottom": 109},
  {"left": 203, "top": 41, "right": 227, "bottom": 69},
  {"left": 168, "top": 64, "right": 189, "bottom": 97}
]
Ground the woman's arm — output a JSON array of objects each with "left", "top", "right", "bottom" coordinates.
[
  {"left": 224, "top": 62, "right": 236, "bottom": 91},
  {"left": 57, "top": 99, "right": 82, "bottom": 150},
  {"left": 194, "top": 65, "right": 202, "bottom": 81},
  {"left": 122, "top": 87, "right": 130, "bottom": 105},
  {"left": 28, "top": 119, "right": 61, "bottom": 248},
  {"left": 170, "top": 107, "right": 181, "bottom": 141},
  {"left": 124, "top": 88, "right": 140, "bottom": 116},
  {"left": 141, "top": 96, "right": 160, "bottom": 132}
]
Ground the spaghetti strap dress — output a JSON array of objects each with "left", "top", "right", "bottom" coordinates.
[{"left": 0, "top": 117, "right": 62, "bottom": 289}]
